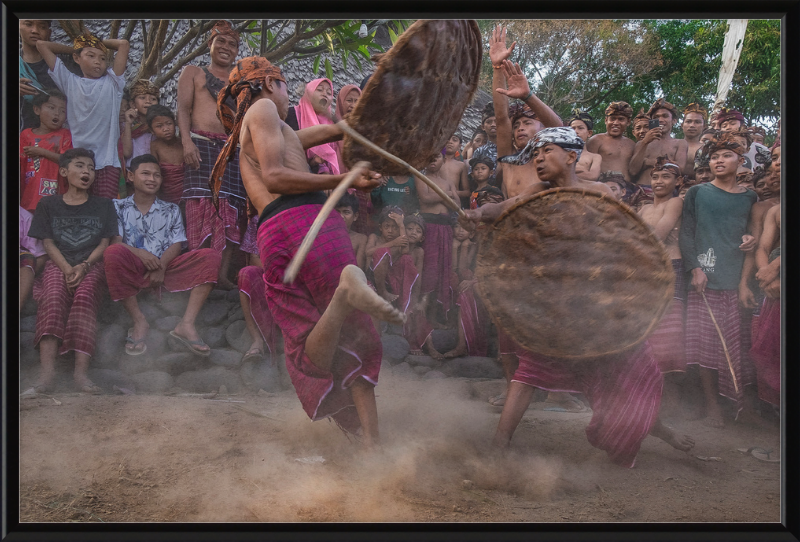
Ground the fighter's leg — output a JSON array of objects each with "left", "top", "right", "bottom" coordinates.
[
  {"left": 699, "top": 366, "right": 725, "bottom": 428},
  {"left": 650, "top": 417, "right": 695, "bottom": 452},
  {"left": 350, "top": 376, "right": 380, "bottom": 449},
  {"left": 305, "top": 265, "right": 404, "bottom": 372},
  {"left": 492, "top": 381, "right": 535, "bottom": 448}
]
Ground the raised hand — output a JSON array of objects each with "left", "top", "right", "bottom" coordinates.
[
  {"left": 496, "top": 60, "right": 531, "bottom": 100},
  {"left": 489, "top": 24, "right": 516, "bottom": 66}
]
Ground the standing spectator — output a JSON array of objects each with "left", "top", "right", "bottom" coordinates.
[
  {"left": 586, "top": 101, "right": 636, "bottom": 182},
  {"left": 176, "top": 20, "right": 244, "bottom": 289},
  {"left": 37, "top": 32, "right": 129, "bottom": 200},
  {"left": 292, "top": 78, "right": 340, "bottom": 174},
  {"left": 680, "top": 103, "right": 708, "bottom": 180},
  {"left": 441, "top": 134, "right": 470, "bottom": 207},
  {"left": 462, "top": 129, "right": 487, "bottom": 163},
  {"left": 679, "top": 132, "right": 758, "bottom": 427},
  {"left": 146, "top": 105, "right": 185, "bottom": 204},
  {"left": 567, "top": 111, "right": 602, "bottom": 182},
  {"left": 631, "top": 108, "right": 651, "bottom": 143},
  {"left": 20, "top": 89, "right": 72, "bottom": 212},
  {"left": 120, "top": 79, "right": 160, "bottom": 167}
]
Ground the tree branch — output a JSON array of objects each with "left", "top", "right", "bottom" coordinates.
[
  {"left": 110, "top": 20, "right": 121, "bottom": 40},
  {"left": 122, "top": 19, "right": 136, "bottom": 42}
]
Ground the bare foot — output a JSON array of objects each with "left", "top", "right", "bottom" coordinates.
[
  {"left": 443, "top": 348, "right": 467, "bottom": 359},
  {"left": 408, "top": 349, "right": 425, "bottom": 356},
  {"left": 337, "top": 265, "right": 406, "bottom": 325},
  {"left": 74, "top": 373, "right": 102, "bottom": 394},
  {"left": 217, "top": 278, "right": 237, "bottom": 291},
  {"left": 423, "top": 335, "right": 445, "bottom": 360},
  {"left": 488, "top": 392, "right": 507, "bottom": 406},
  {"left": 379, "top": 291, "right": 399, "bottom": 304},
  {"left": 545, "top": 392, "right": 587, "bottom": 412},
  {"left": 651, "top": 420, "right": 695, "bottom": 452}
]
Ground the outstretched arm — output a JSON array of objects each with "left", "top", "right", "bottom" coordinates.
[
  {"left": 489, "top": 25, "right": 516, "bottom": 157},
  {"left": 298, "top": 123, "right": 344, "bottom": 149},
  {"left": 497, "top": 60, "right": 562, "bottom": 128}
]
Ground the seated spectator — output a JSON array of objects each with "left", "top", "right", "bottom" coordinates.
[
  {"left": 20, "top": 206, "right": 48, "bottom": 313},
  {"left": 104, "top": 155, "right": 220, "bottom": 357},
  {"left": 20, "top": 89, "right": 72, "bottom": 212},
  {"left": 146, "top": 104, "right": 184, "bottom": 204},
  {"left": 121, "top": 79, "right": 160, "bottom": 167},
  {"left": 26, "top": 148, "right": 118, "bottom": 394}
]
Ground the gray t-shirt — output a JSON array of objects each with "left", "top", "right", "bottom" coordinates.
[{"left": 29, "top": 195, "right": 118, "bottom": 266}]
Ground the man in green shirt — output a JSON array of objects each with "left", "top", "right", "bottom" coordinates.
[{"left": 679, "top": 132, "right": 758, "bottom": 429}]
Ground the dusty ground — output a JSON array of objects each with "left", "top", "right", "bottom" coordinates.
[{"left": 18, "top": 362, "right": 781, "bottom": 524}]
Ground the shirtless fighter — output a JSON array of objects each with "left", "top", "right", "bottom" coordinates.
[
  {"left": 461, "top": 127, "right": 694, "bottom": 467},
  {"left": 210, "top": 57, "right": 405, "bottom": 448}
]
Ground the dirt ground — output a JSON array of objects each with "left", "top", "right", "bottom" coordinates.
[{"left": 18, "top": 362, "right": 781, "bottom": 524}]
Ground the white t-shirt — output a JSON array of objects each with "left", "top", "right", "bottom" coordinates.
[
  {"left": 126, "top": 132, "right": 155, "bottom": 168},
  {"left": 49, "top": 57, "right": 125, "bottom": 169}
]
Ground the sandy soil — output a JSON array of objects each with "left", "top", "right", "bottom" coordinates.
[{"left": 18, "top": 364, "right": 781, "bottom": 524}]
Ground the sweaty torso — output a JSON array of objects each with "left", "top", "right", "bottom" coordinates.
[
  {"left": 639, "top": 202, "right": 682, "bottom": 259},
  {"left": 418, "top": 173, "right": 456, "bottom": 215},
  {"left": 502, "top": 161, "right": 541, "bottom": 199},
  {"left": 634, "top": 137, "right": 688, "bottom": 186},
  {"left": 440, "top": 158, "right": 467, "bottom": 191},
  {"left": 239, "top": 114, "right": 311, "bottom": 215},
  {"left": 575, "top": 150, "right": 601, "bottom": 182},
  {"left": 187, "top": 65, "right": 231, "bottom": 134},
  {"left": 591, "top": 134, "right": 635, "bottom": 181}
]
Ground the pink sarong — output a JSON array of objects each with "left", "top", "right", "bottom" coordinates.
[
  {"left": 104, "top": 245, "right": 220, "bottom": 301},
  {"left": 513, "top": 343, "right": 663, "bottom": 468},
  {"left": 648, "top": 259, "right": 687, "bottom": 373},
  {"left": 420, "top": 215, "right": 454, "bottom": 317},
  {"left": 257, "top": 205, "right": 382, "bottom": 434},
  {"left": 238, "top": 265, "right": 280, "bottom": 356},
  {"left": 183, "top": 197, "right": 244, "bottom": 253},
  {"left": 370, "top": 248, "right": 418, "bottom": 314},
  {"left": 33, "top": 260, "right": 107, "bottom": 357},
  {"left": 456, "top": 284, "right": 489, "bottom": 357},
  {"left": 750, "top": 297, "right": 780, "bottom": 406},
  {"left": 158, "top": 163, "right": 184, "bottom": 205},
  {"left": 686, "top": 289, "right": 753, "bottom": 411}
]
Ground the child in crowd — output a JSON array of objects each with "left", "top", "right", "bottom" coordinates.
[
  {"left": 417, "top": 151, "right": 460, "bottom": 327},
  {"left": 370, "top": 173, "right": 420, "bottom": 217},
  {"left": 443, "top": 222, "right": 489, "bottom": 359},
  {"left": 335, "top": 192, "right": 368, "bottom": 271},
  {"left": 20, "top": 89, "right": 72, "bottom": 212},
  {"left": 37, "top": 32, "right": 129, "bottom": 200},
  {"left": 468, "top": 155, "right": 495, "bottom": 209},
  {"left": 639, "top": 157, "right": 686, "bottom": 418},
  {"left": 599, "top": 171, "right": 626, "bottom": 201},
  {"left": 442, "top": 133, "right": 471, "bottom": 207},
  {"left": 679, "top": 132, "right": 758, "bottom": 428},
  {"left": 462, "top": 129, "right": 487, "bottom": 163},
  {"left": 26, "top": 148, "right": 118, "bottom": 394},
  {"left": 366, "top": 207, "right": 414, "bottom": 307},
  {"left": 146, "top": 104, "right": 185, "bottom": 204},
  {"left": 20, "top": 206, "right": 47, "bottom": 313},
  {"left": 568, "top": 111, "right": 602, "bottom": 182},
  {"left": 121, "top": 79, "right": 160, "bottom": 167},
  {"left": 237, "top": 215, "right": 281, "bottom": 364},
  {"left": 104, "top": 155, "right": 220, "bottom": 357}
]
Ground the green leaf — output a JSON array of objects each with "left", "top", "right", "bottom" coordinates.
[
  {"left": 313, "top": 55, "right": 321, "bottom": 75},
  {"left": 354, "top": 55, "right": 363, "bottom": 71},
  {"left": 388, "top": 27, "right": 398, "bottom": 45},
  {"left": 342, "top": 50, "right": 348, "bottom": 71},
  {"left": 325, "top": 58, "right": 333, "bottom": 81}
]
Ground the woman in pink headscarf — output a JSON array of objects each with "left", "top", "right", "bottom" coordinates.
[
  {"left": 295, "top": 78, "right": 339, "bottom": 174},
  {"left": 334, "top": 84, "right": 373, "bottom": 235}
]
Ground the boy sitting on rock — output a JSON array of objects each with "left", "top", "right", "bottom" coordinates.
[{"left": 104, "top": 154, "right": 221, "bottom": 357}]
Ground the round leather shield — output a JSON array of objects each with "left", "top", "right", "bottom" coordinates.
[
  {"left": 342, "top": 20, "right": 482, "bottom": 175},
  {"left": 476, "top": 188, "right": 675, "bottom": 359}
]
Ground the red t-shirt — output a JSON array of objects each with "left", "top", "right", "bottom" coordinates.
[{"left": 20, "top": 128, "right": 72, "bottom": 212}]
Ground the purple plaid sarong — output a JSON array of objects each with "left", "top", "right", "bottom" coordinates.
[{"left": 256, "top": 204, "right": 382, "bottom": 434}]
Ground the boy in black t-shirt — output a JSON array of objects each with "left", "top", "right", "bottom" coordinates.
[{"left": 25, "top": 148, "right": 118, "bottom": 394}]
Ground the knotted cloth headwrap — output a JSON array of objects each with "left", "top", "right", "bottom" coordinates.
[
  {"left": 404, "top": 213, "right": 426, "bottom": 234},
  {"left": 749, "top": 125, "right": 767, "bottom": 138},
  {"left": 598, "top": 171, "right": 626, "bottom": 185},
  {"left": 651, "top": 156, "right": 682, "bottom": 177},
  {"left": 633, "top": 108, "right": 649, "bottom": 125},
  {"left": 647, "top": 98, "right": 679, "bottom": 121},
  {"left": 683, "top": 102, "right": 708, "bottom": 121},
  {"left": 715, "top": 107, "right": 745, "bottom": 125},
  {"left": 499, "top": 126, "right": 584, "bottom": 166},
  {"left": 509, "top": 102, "right": 536, "bottom": 125},
  {"left": 694, "top": 145, "right": 711, "bottom": 169},
  {"left": 705, "top": 131, "right": 746, "bottom": 156},
  {"left": 567, "top": 109, "right": 594, "bottom": 131},
  {"left": 208, "top": 20, "right": 240, "bottom": 47},
  {"left": 604, "top": 101, "right": 633, "bottom": 119},
  {"left": 732, "top": 129, "right": 752, "bottom": 148},
  {"left": 129, "top": 79, "right": 161, "bottom": 100},
  {"left": 73, "top": 32, "right": 108, "bottom": 54},
  {"left": 210, "top": 56, "right": 285, "bottom": 210}
]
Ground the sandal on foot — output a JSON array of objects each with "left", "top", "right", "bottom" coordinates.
[
  {"left": 241, "top": 347, "right": 265, "bottom": 364},
  {"left": 125, "top": 328, "right": 148, "bottom": 356},
  {"left": 169, "top": 331, "right": 211, "bottom": 357}
]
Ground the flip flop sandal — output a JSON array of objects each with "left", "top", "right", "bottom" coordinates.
[
  {"left": 738, "top": 447, "right": 780, "bottom": 463},
  {"left": 125, "top": 328, "right": 148, "bottom": 356},
  {"left": 169, "top": 331, "right": 212, "bottom": 357},
  {"left": 241, "top": 348, "right": 265, "bottom": 364}
]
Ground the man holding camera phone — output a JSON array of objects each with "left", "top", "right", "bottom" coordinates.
[{"left": 629, "top": 98, "right": 689, "bottom": 191}]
